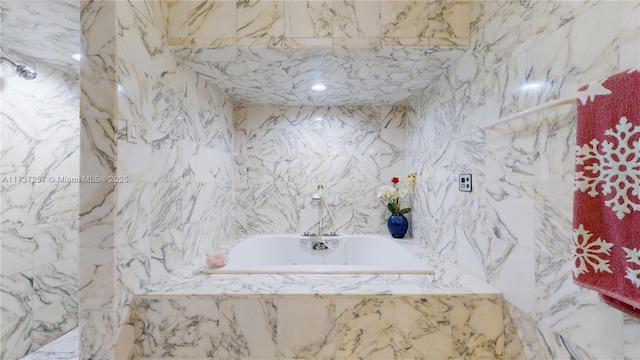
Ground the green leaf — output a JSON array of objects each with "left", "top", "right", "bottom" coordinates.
[
  {"left": 387, "top": 203, "right": 395, "bottom": 213},
  {"left": 400, "top": 208, "right": 411, "bottom": 214}
]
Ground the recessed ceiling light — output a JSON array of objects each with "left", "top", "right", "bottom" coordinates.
[
  {"left": 71, "top": 53, "right": 81, "bottom": 61},
  {"left": 311, "top": 83, "right": 327, "bottom": 92},
  {"left": 314, "top": 116, "right": 324, "bottom": 121}
]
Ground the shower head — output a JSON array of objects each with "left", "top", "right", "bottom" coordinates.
[
  {"left": 1, "top": 56, "right": 37, "bottom": 80},
  {"left": 311, "top": 184, "right": 323, "bottom": 201}
]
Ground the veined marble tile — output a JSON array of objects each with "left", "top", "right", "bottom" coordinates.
[
  {"left": 533, "top": 182, "right": 572, "bottom": 259},
  {"left": 332, "top": 1, "right": 380, "bottom": 39},
  {"left": 450, "top": 295, "right": 504, "bottom": 358},
  {"left": 276, "top": 297, "right": 335, "bottom": 359},
  {"left": 80, "top": 0, "right": 117, "bottom": 120},
  {"left": 78, "top": 304, "right": 116, "bottom": 360},
  {"left": 1, "top": 224, "right": 35, "bottom": 275},
  {"left": 428, "top": 1, "right": 470, "bottom": 40},
  {"left": 485, "top": 182, "right": 536, "bottom": 250},
  {"left": 189, "top": 1, "right": 236, "bottom": 41},
  {"left": 334, "top": 297, "right": 394, "bottom": 359},
  {"left": 167, "top": 0, "right": 188, "bottom": 40},
  {"left": 237, "top": 0, "right": 284, "bottom": 40},
  {"left": 30, "top": 327, "right": 79, "bottom": 355},
  {"left": 31, "top": 299, "right": 78, "bottom": 350},
  {"left": 393, "top": 296, "right": 453, "bottom": 358},
  {"left": 0, "top": 313, "right": 32, "bottom": 360},
  {"left": 150, "top": 181, "right": 185, "bottom": 234},
  {"left": 381, "top": 1, "right": 429, "bottom": 39},
  {"left": 284, "top": 0, "right": 332, "bottom": 38},
  {"left": 624, "top": 315, "right": 640, "bottom": 360},
  {"left": 535, "top": 253, "right": 625, "bottom": 359},
  {"left": 149, "top": 230, "right": 184, "bottom": 279},
  {"left": 116, "top": 182, "right": 152, "bottom": 246},
  {"left": 619, "top": 1, "right": 640, "bottom": 71},
  {"left": 32, "top": 258, "right": 78, "bottom": 311}
]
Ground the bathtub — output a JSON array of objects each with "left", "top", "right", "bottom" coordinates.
[{"left": 201, "top": 234, "right": 434, "bottom": 274}]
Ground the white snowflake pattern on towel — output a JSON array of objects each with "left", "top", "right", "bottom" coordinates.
[
  {"left": 572, "top": 224, "right": 614, "bottom": 277},
  {"left": 574, "top": 117, "right": 640, "bottom": 220},
  {"left": 576, "top": 78, "right": 612, "bottom": 105},
  {"left": 623, "top": 247, "right": 640, "bottom": 288}
]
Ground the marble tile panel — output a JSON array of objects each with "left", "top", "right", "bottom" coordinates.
[
  {"left": 150, "top": 181, "right": 186, "bottom": 235},
  {"left": 149, "top": 136, "right": 184, "bottom": 184},
  {"left": 1, "top": 224, "right": 35, "bottom": 275},
  {"left": 428, "top": 1, "right": 470, "bottom": 40},
  {"left": 393, "top": 296, "right": 453, "bottom": 359},
  {"left": 565, "top": 1, "right": 619, "bottom": 88},
  {"left": 380, "top": 1, "right": 429, "bottom": 39},
  {"left": 189, "top": 1, "right": 236, "bottom": 41},
  {"left": 0, "top": 313, "right": 32, "bottom": 360},
  {"left": 116, "top": 182, "right": 152, "bottom": 246},
  {"left": 80, "top": 0, "right": 117, "bottom": 120},
  {"left": 30, "top": 327, "right": 79, "bottom": 354},
  {"left": 117, "top": 127, "right": 153, "bottom": 185},
  {"left": 334, "top": 297, "right": 395, "bottom": 359},
  {"left": 1, "top": 271, "right": 34, "bottom": 324},
  {"left": 485, "top": 182, "right": 536, "bottom": 250},
  {"left": 78, "top": 304, "right": 116, "bottom": 360},
  {"left": 276, "top": 297, "right": 335, "bottom": 359},
  {"left": 78, "top": 182, "right": 116, "bottom": 250},
  {"left": 503, "top": 302, "right": 537, "bottom": 360},
  {"left": 485, "top": 123, "right": 539, "bottom": 183},
  {"left": 619, "top": 1, "right": 640, "bottom": 71},
  {"left": 237, "top": 0, "right": 285, "bottom": 40},
  {"left": 116, "top": 239, "right": 151, "bottom": 325},
  {"left": 32, "top": 258, "right": 78, "bottom": 311},
  {"left": 217, "top": 297, "right": 278, "bottom": 358},
  {"left": 624, "top": 315, "right": 640, "bottom": 360},
  {"left": 276, "top": 274, "right": 336, "bottom": 295},
  {"left": 487, "top": 241, "right": 535, "bottom": 314},
  {"left": 149, "top": 230, "right": 184, "bottom": 279},
  {"left": 450, "top": 295, "right": 504, "bottom": 358},
  {"left": 478, "top": 1, "right": 533, "bottom": 74},
  {"left": 534, "top": 252, "right": 625, "bottom": 359},
  {"left": 167, "top": 0, "right": 188, "bottom": 40},
  {"left": 533, "top": 182, "right": 572, "bottom": 259},
  {"left": 332, "top": 1, "right": 380, "bottom": 39},
  {"left": 31, "top": 300, "right": 78, "bottom": 350},
  {"left": 79, "top": 117, "right": 116, "bottom": 178},
  {"left": 134, "top": 297, "right": 222, "bottom": 358},
  {"left": 284, "top": 0, "right": 332, "bottom": 38}
]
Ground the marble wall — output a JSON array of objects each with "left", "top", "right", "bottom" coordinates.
[
  {"left": 234, "top": 105, "right": 405, "bottom": 236},
  {"left": 0, "top": 55, "right": 80, "bottom": 358},
  {"left": 406, "top": 1, "right": 640, "bottom": 359},
  {"left": 167, "top": 0, "right": 470, "bottom": 47},
  {"left": 79, "top": 1, "right": 236, "bottom": 359}
]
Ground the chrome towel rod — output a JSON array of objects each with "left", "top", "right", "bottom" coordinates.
[{"left": 482, "top": 97, "right": 575, "bottom": 129}]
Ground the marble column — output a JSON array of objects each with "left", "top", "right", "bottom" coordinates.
[{"left": 79, "top": 1, "right": 118, "bottom": 359}]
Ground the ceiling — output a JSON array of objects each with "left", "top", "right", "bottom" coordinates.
[
  {"left": 0, "top": 1, "right": 465, "bottom": 106},
  {"left": 0, "top": 0, "right": 80, "bottom": 75},
  {"left": 171, "top": 46, "right": 465, "bottom": 106}
]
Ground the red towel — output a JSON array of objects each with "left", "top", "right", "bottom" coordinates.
[{"left": 573, "top": 66, "right": 640, "bottom": 318}]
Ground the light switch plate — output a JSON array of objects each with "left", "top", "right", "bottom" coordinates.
[
  {"left": 126, "top": 120, "right": 138, "bottom": 144},
  {"left": 459, "top": 174, "right": 472, "bottom": 192}
]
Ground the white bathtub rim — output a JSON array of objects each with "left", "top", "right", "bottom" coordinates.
[{"left": 199, "top": 234, "right": 435, "bottom": 275}]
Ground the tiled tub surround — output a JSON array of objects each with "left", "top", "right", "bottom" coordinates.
[
  {"left": 132, "top": 245, "right": 504, "bottom": 360},
  {"left": 235, "top": 105, "right": 408, "bottom": 237}
]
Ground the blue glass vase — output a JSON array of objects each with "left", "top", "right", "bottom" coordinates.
[{"left": 387, "top": 214, "right": 409, "bottom": 238}]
